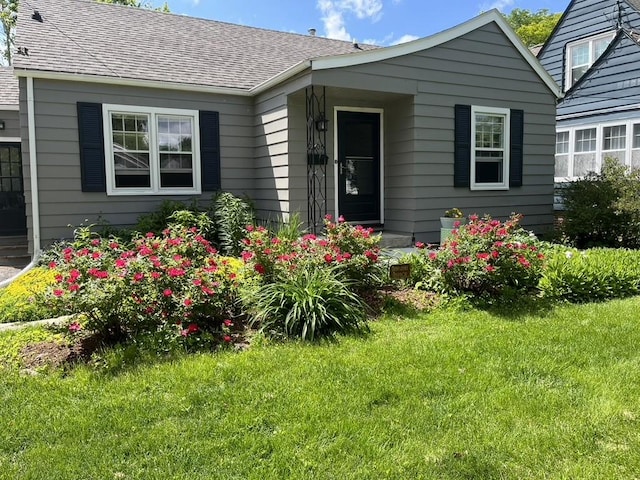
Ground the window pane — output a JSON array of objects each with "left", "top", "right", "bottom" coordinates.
[
  {"left": 575, "top": 128, "right": 596, "bottom": 152},
  {"left": 571, "top": 65, "right": 588, "bottom": 85},
  {"left": 475, "top": 114, "right": 504, "bottom": 148},
  {"left": 571, "top": 43, "right": 589, "bottom": 66},
  {"left": 556, "top": 132, "right": 569, "bottom": 154},
  {"left": 633, "top": 124, "right": 640, "bottom": 149},
  {"left": 475, "top": 151, "right": 503, "bottom": 183},
  {"left": 111, "top": 113, "right": 151, "bottom": 189},
  {"left": 593, "top": 37, "right": 611, "bottom": 59},
  {"left": 603, "top": 125, "right": 626, "bottom": 150},
  {"left": 555, "top": 154, "right": 569, "bottom": 177},
  {"left": 631, "top": 150, "right": 640, "bottom": 169},
  {"left": 602, "top": 151, "right": 625, "bottom": 165}
]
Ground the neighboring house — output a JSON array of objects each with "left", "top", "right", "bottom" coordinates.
[
  {"left": 0, "top": 67, "right": 26, "bottom": 237},
  {"left": 11, "top": 0, "right": 560, "bottom": 257},
  {"left": 538, "top": 0, "right": 640, "bottom": 199}
]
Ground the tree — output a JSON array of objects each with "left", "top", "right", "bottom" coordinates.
[
  {"left": 1, "top": 0, "right": 17, "bottom": 65},
  {"left": 0, "top": 0, "right": 169, "bottom": 65},
  {"left": 503, "top": 8, "right": 562, "bottom": 47}
]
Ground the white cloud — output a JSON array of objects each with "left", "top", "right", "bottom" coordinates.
[
  {"left": 317, "top": 0, "right": 383, "bottom": 41},
  {"left": 481, "top": 0, "right": 513, "bottom": 12},
  {"left": 191, "top": 0, "right": 200, "bottom": 5},
  {"left": 391, "top": 34, "right": 419, "bottom": 45}
]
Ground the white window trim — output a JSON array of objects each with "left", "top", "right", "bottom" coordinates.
[
  {"left": 102, "top": 104, "right": 201, "bottom": 196},
  {"left": 564, "top": 31, "right": 615, "bottom": 92},
  {"left": 555, "top": 118, "right": 640, "bottom": 182},
  {"left": 470, "top": 105, "right": 510, "bottom": 191}
]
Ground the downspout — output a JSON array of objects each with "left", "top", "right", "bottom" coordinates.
[
  {"left": 27, "top": 76, "right": 41, "bottom": 258},
  {"left": 0, "top": 78, "right": 41, "bottom": 288}
]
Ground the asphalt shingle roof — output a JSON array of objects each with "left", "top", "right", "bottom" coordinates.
[
  {"left": 626, "top": 0, "right": 640, "bottom": 12},
  {"left": 0, "top": 67, "right": 19, "bottom": 106},
  {"left": 13, "top": 0, "right": 377, "bottom": 91}
]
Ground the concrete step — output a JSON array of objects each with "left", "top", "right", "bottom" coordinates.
[
  {"left": 378, "top": 232, "right": 413, "bottom": 249},
  {"left": 0, "top": 236, "right": 30, "bottom": 267}
]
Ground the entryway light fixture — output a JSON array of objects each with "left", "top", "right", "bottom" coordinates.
[{"left": 315, "top": 114, "right": 329, "bottom": 132}]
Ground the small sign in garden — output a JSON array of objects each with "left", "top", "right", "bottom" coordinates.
[{"left": 389, "top": 264, "right": 411, "bottom": 280}]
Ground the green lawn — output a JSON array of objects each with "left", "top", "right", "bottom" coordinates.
[{"left": 2, "top": 298, "right": 640, "bottom": 479}]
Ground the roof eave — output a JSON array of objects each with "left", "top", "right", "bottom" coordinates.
[
  {"left": 250, "top": 61, "right": 312, "bottom": 95},
  {"left": 11, "top": 68, "right": 256, "bottom": 97},
  {"left": 309, "top": 9, "right": 563, "bottom": 99}
]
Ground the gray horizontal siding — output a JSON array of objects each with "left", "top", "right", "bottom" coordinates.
[
  {"left": 318, "top": 22, "right": 556, "bottom": 243},
  {"left": 0, "top": 110, "right": 20, "bottom": 139},
  {"left": 24, "top": 78, "right": 255, "bottom": 247}
]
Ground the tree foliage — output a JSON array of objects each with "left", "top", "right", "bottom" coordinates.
[
  {"left": 1, "top": 0, "right": 169, "bottom": 65},
  {"left": 503, "top": 8, "right": 562, "bottom": 47}
]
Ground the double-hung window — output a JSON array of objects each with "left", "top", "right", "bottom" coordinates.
[
  {"left": 470, "top": 106, "right": 510, "bottom": 190},
  {"left": 103, "top": 105, "right": 201, "bottom": 195},
  {"left": 565, "top": 32, "right": 615, "bottom": 89}
]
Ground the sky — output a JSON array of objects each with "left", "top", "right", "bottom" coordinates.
[{"left": 155, "top": 0, "right": 571, "bottom": 46}]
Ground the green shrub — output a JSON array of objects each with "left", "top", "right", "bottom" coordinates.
[
  {"left": 540, "top": 246, "right": 640, "bottom": 303},
  {"left": 397, "top": 250, "right": 444, "bottom": 293},
  {"left": 243, "top": 264, "right": 368, "bottom": 340},
  {"left": 135, "top": 199, "right": 198, "bottom": 236},
  {"left": 560, "top": 158, "right": 640, "bottom": 248},
  {"left": 211, "top": 192, "right": 255, "bottom": 256},
  {"left": 423, "top": 214, "right": 545, "bottom": 297},
  {"left": 0, "top": 267, "right": 59, "bottom": 323}
]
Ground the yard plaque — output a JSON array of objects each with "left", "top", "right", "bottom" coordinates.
[{"left": 389, "top": 264, "right": 411, "bottom": 280}]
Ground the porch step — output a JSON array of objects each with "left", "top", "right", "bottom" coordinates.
[
  {"left": 379, "top": 232, "right": 413, "bottom": 249},
  {"left": 0, "top": 236, "right": 30, "bottom": 267}
]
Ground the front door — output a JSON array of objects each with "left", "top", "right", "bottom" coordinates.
[
  {"left": 0, "top": 143, "right": 26, "bottom": 236},
  {"left": 336, "top": 110, "right": 381, "bottom": 223}
]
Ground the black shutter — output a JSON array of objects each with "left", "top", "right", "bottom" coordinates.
[
  {"left": 199, "top": 111, "right": 221, "bottom": 192},
  {"left": 77, "top": 102, "right": 106, "bottom": 192},
  {"left": 454, "top": 104, "right": 471, "bottom": 188},
  {"left": 509, "top": 109, "right": 524, "bottom": 187}
]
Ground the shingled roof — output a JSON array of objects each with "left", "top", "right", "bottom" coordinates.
[
  {"left": 12, "top": 0, "right": 377, "bottom": 91},
  {"left": 0, "top": 67, "right": 19, "bottom": 107}
]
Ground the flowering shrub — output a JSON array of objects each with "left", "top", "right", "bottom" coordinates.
[
  {"left": 45, "top": 224, "right": 243, "bottom": 343},
  {"left": 240, "top": 215, "right": 383, "bottom": 290},
  {"left": 424, "top": 214, "right": 545, "bottom": 296}
]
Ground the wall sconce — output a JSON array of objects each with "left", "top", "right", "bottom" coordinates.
[
  {"left": 315, "top": 114, "right": 329, "bottom": 132},
  {"left": 0, "top": 121, "right": 4, "bottom": 130}
]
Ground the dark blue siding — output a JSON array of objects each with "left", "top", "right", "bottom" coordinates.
[
  {"left": 559, "top": 33, "right": 640, "bottom": 118},
  {"left": 538, "top": 0, "right": 640, "bottom": 89}
]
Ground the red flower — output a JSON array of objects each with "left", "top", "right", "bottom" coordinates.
[
  {"left": 476, "top": 252, "right": 490, "bottom": 261},
  {"left": 183, "top": 298, "right": 193, "bottom": 307},
  {"left": 151, "top": 271, "right": 162, "bottom": 280},
  {"left": 364, "top": 250, "right": 378, "bottom": 262},
  {"left": 223, "top": 335, "right": 232, "bottom": 343},
  {"left": 241, "top": 251, "right": 254, "bottom": 262},
  {"left": 145, "top": 232, "right": 155, "bottom": 238},
  {"left": 338, "top": 215, "right": 345, "bottom": 223},
  {"left": 48, "top": 261, "right": 57, "bottom": 269},
  {"left": 53, "top": 289, "right": 64, "bottom": 297},
  {"left": 163, "top": 289, "right": 173, "bottom": 297},
  {"left": 415, "top": 241, "right": 425, "bottom": 249},
  {"left": 324, "top": 254, "right": 334, "bottom": 263},
  {"left": 486, "top": 265, "right": 496, "bottom": 272},
  {"left": 223, "top": 319, "right": 233, "bottom": 327},
  {"left": 133, "top": 272, "right": 145, "bottom": 282},
  {"left": 68, "top": 284, "right": 80, "bottom": 292},
  {"left": 429, "top": 252, "right": 437, "bottom": 261},
  {"left": 68, "top": 322, "right": 82, "bottom": 333},
  {"left": 109, "top": 241, "right": 120, "bottom": 249},
  {"left": 254, "top": 264, "right": 266, "bottom": 275}
]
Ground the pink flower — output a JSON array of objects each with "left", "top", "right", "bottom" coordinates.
[
  {"left": 338, "top": 215, "right": 346, "bottom": 223},
  {"left": 183, "top": 298, "right": 193, "bottom": 307},
  {"left": 168, "top": 268, "right": 185, "bottom": 277},
  {"left": 324, "top": 254, "right": 334, "bottom": 263},
  {"left": 68, "top": 322, "right": 82, "bottom": 333},
  {"left": 241, "top": 251, "right": 254, "bottom": 262},
  {"left": 91, "top": 239, "right": 101, "bottom": 246},
  {"left": 486, "top": 265, "right": 496, "bottom": 272},
  {"left": 271, "top": 237, "right": 281, "bottom": 245},
  {"left": 254, "top": 264, "right": 266, "bottom": 275},
  {"left": 476, "top": 252, "right": 490, "bottom": 261},
  {"left": 145, "top": 232, "right": 155, "bottom": 238},
  {"left": 109, "top": 241, "right": 120, "bottom": 249},
  {"left": 415, "top": 242, "right": 425, "bottom": 249},
  {"left": 133, "top": 272, "right": 145, "bottom": 282},
  {"left": 223, "top": 335, "right": 232, "bottom": 343},
  {"left": 48, "top": 261, "right": 57, "bottom": 269},
  {"left": 364, "top": 250, "right": 378, "bottom": 262},
  {"left": 115, "top": 259, "right": 127, "bottom": 268},
  {"left": 324, "top": 214, "right": 333, "bottom": 221},
  {"left": 53, "top": 289, "right": 64, "bottom": 297},
  {"left": 223, "top": 319, "right": 233, "bottom": 327},
  {"left": 163, "top": 289, "right": 173, "bottom": 297},
  {"left": 68, "top": 284, "right": 80, "bottom": 292},
  {"left": 429, "top": 252, "right": 437, "bottom": 261},
  {"left": 518, "top": 256, "right": 531, "bottom": 268},
  {"left": 151, "top": 271, "right": 162, "bottom": 280},
  {"left": 246, "top": 225, "right": 255, "bottom": 232}
]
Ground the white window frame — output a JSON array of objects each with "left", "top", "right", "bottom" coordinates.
[
  {"left": 102, "top": 104, "right": 201, "bottom": 196},
  {"left": 564, "top": 31, "right": 615, "bottom": 91},
  {"left": 555, "top": 118, "right": 640, "bottom": 181},
  {"left": 470, "top": 105, "right": 510, "bottom": 191}
]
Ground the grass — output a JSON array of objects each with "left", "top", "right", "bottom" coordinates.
[{"left": 2, "top": 299, "right": 640, "bottom": 479}]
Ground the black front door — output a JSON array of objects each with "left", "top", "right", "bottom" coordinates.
[
  {"left": 337, "top": 111, "right": 381, "bottom": 223},
  {"left": 0, "top": 143, "right": 26, "bottom": 236}
]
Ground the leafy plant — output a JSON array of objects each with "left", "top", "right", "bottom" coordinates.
[
  {"left": 135, "top": 200, "right": 196, "bottom": 236},
  {"left": 560, "top": 158, "right": 640, "bottom": 248},
  {"left": 211, "top": 192, "right": 255, "bottom": 256},
  {"left": 425, "top": 214, "right": 545, "bottom": 297},
  {"left": 243, "top": 264, "right": 368, "bottom": 340},
  {"left": 444, "top": 208, "right": 463, "bottom": 218},
  {"left": 540, "top": 246, "right": 640, "bottom": 302},
  {"left": 0, "top": 267, "right": 59, "bottom": 323}
]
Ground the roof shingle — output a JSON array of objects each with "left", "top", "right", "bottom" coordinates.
[
  {"left": 0, "top": 67, "right": 19, "bottom": 106},
  {"left": 13, "top": 0, "right": 377, "bottom": 90}
]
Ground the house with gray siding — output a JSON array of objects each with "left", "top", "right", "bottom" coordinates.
[
  {"left": 538, "top": 0, "right": 640, "bottom": 191},
  {"left": 10, "top": 0, "right": 560, "bottom": 257},
  {"left": 0, "top": 67, "right": 25, "bottom": 236}
]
